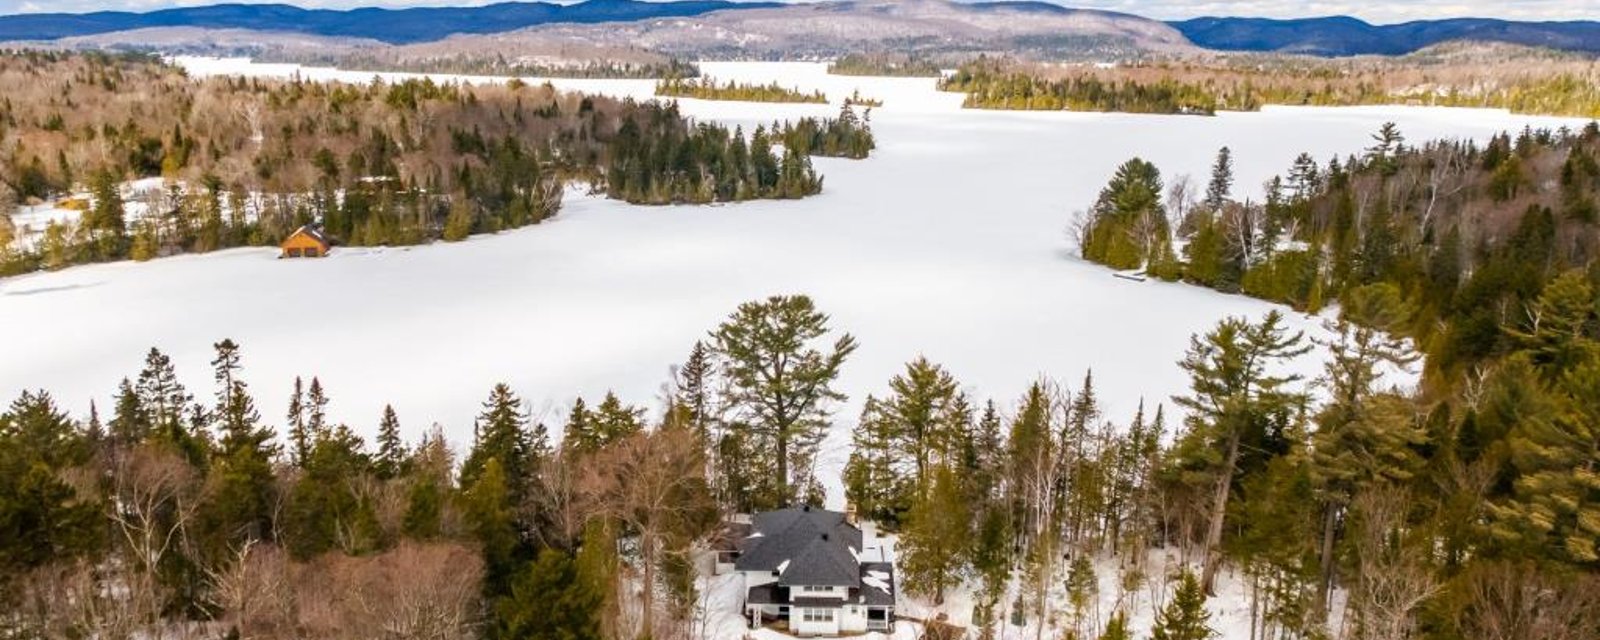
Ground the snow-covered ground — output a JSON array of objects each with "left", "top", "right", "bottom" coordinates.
[{"left": 3, "top": 61, "right": 1585, "bottom": 528}]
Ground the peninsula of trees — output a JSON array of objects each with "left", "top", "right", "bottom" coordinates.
[
  {"left": 0, "top": 52, "right": 849, "bottom": 276},
  {"left": 826, "top": 53, "right": 942, "bottom": 78},
  {"left": 654, "top": 76, "right": 828, "bottom": 104}
]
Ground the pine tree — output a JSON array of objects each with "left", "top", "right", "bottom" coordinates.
[
  {"left": 1495, "top": 358, "right": 1600, "bottom": 564},
  {"left": 203, "top": 339, "right": 278, "bottom": 547},
  {"left": 710, "top": 295, "right": 856, "bottom": 506},
  {"left": 374, "top": 404, "right": 405, "bottom": 480},
  {"left": 880, "top": 357, "right": 965, "bottom": 496},
  {"left": 674, "top": 341, "right": 717, "bottom": 441},
  {"left": 1083, "top": 157, "right": 1167, "bottom": 270},
  {"left": 307, "top": 376, "right": 330, "bottom": 439},
  {"left": 135, "top": 348, "right": 194, "bottom": 449},
  {"left": 589, "top": 392, "right": 643, "bottom": 448},
  {"left": 1098, "top": 611, "right": 1131, "bottom": 640},
  {"left": 561, "top": 397, "right": 597, "bottom": 455},
  {"left": 1204, "top": 146, "right": 1234, "bottom": 213},
  {"left": 110, "top": 377, "right": 150, "bottom": 446},
  {"left": 494, "top": 548, "right": 603, "bottom": 640},
  {"left": 898, "top": 464, "right": 970, "bottom": 605},
  {"left": 462, "top": 383, "right": 531, "bottom": 495},
  {"left": 462, "top": 457, "right": 521, "bottom": 594},
  {"left": 286, "top": 376, "right": 310, "bottom": 468},
  {"left": 1310, "top": 284, "right": 1425, "bottom": 602},
  {"left": 1152, "top": 571, "right": 1213, "bottom": 640},
  {"left": 1173, "top": 311, "right": 1310, "bottom": 592}
]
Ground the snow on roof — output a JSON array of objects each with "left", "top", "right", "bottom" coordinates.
[{"left": 863, "top": 570, "right": 892, "bottom": 595}]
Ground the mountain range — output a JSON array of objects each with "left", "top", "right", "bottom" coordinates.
[{"left": 1, "top": 0, "right": 1597, "bottom": 57}]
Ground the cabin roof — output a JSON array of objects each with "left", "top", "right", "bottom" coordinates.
[{"left": 284, "top": 224, "right": 330, "bottom": 247}]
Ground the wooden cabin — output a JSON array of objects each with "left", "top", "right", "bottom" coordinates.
[{"left": 280, "top": 225, "right": 330, "bottom": 259}]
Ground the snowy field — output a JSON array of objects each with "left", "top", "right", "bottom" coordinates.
[{"left": 2, "top": 60, "right": 1586, "bottom": 516}]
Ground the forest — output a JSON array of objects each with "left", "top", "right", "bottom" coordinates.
[
  {"left": 5, "top": 280, "right": 1599, "bottom": 640},
  {"left": 942, "top": 49, "right": 1600, "bottom": 117},
  {"left": 0, "top": 51, "right": 849, "bottom": 276},
  {"left": 654, "top": 76, "right": 828, "bottom": 104},
  {"left": 1068, "top": 119, "right": 1600, "bottom": 633},
  {"left": 602, "top": 106, "right": 874, "bottom": 204},
  {"left": 826, "top": 53, "right": 943, "bottom": 78},
  {"left": 268, "top": 52, "right": 700, "bottom": 80}
]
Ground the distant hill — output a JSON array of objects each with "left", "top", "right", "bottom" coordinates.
[
  {"left": 474, "top": 0, "right": 1196, "bottom": 59},
  {"left": 0, "top": 0, "right": 778, "bottom": 45},
  {"left": 1173, "top": 16, "right": 1600, "bottom": 56},
  {"left": 3, "top": 0, "right": 1195, "bottom": 60}
]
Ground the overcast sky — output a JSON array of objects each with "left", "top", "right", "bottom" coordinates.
[{"left": 1, "top": 0, "right": 1596, "bottom": 24}]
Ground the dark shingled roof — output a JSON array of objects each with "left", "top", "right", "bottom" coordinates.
[
  {"left": 860, "top": 562, "right": 896, "bottom": 606},
  {"left": 735, "top": 507, "right": 864, "bottom": 588},
  {"left": 778, "top": 536, "right": 860, "bottom": 588}
]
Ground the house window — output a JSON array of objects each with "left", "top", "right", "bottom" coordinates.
[
  {"left": 287, "top": 248, "right": 302, "bottom": 258},
  {"left": 304, "top": 247, "right": 319, "bottom": 257},
  {"left": 802, "top": 608, "right": 835, "bottom": 623},
  {"left": 802, "top": 586, "right": 831, "bottom": 593}
]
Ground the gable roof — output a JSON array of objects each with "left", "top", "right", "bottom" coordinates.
[
  {"left": 284, "top": 224, "right": 330, "bottom": 248},
  {"left": 735, "top": 506, "right": 863, "bottom": 588}
]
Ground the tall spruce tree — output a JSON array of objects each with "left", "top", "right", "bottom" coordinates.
[
  {"left": 374, "top": 404, "right": 405, "bottom": 480},
  {"left": 204, "top": 339, "right": 278, "bottom": 547},
  {"left": 286, "top": 376, "right": 310, "bottom": 468},
  {"left": 1204, "top": 146, "right": 1234, "bottom": 213}
]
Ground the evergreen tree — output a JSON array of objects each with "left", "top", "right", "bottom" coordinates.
[
  {"left": 898, "top": 464, "right": 970, "bottom": 605},
  {"left": 1204, "top": 146, "right": 1234, "bottom": 213},
  {"left": 1152, "top": 571, "right": 1213, "bottom": 640},
  {"left": 710, "top": 295, "right": 856, "bottom": 506},
  {"left": 462, "top": 457, "right": 522, "bottom": 596},
  {"left": 462, "top": 383, "right": 531, "bottom": 494},
  {"left": 0, "top": 391, "right": 101, "bottom": 573},
  {"left": 110, "top": 377, "right": 150, "bottom": 446},
  {"left": 374, "top": 404, "right": 405, "bottom": 480},
  {"left": 202, "top": 339, "right": 278, "bottom": 548},
  {"left": 1494, "top": 358, "right": 1600, "bottom": 564},
  {"left": 286, "top": 376, "right": 310, "bottom": 468},
  {"left": 1173, "top": 312, "right": 1310, "bottom": 592},
  {"left": 494, "top": 548, "right": 603, "bottom": 640},
  {"left": 1083, "top": 158, "right": 1168, "bottom": 270}
]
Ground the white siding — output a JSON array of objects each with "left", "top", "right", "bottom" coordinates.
[
  {"left": 790, "top": 607, "right": 842, "bottom": 636},
  {"left": 792, "top": 584, "right": 848, "bottom": 600}
]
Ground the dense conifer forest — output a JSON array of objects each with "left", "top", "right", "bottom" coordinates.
[
  {"left": 269, "top": 53, "right": 700, "bottom": 80},
  {"left": 0, "top": 52, "right": 857, "bottom": 276},
  {"left": 942, "top": 51, "right": 1600, "bottom": 117},
  {"left": 654, "top": 76, "right": 828, "bottom": 103},
  {"left": 826, "top": 53, "right": 942, "bottom": 78}
]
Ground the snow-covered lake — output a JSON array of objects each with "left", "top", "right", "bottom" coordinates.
[{"left": 2, "top": 61, "right": 1585, "bottom": 504}]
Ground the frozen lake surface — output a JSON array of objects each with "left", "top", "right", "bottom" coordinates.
[{"left": 3, "top": 61, "right": 1585, "bottom": 505}]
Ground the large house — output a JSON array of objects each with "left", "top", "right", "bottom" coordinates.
[{"left": 733, "top": 506, "right": 896, "bottom": 636}]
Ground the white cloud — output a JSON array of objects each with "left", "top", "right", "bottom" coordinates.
[{"left": 0, "top": 0, "right": 1595, "bottom": 23}]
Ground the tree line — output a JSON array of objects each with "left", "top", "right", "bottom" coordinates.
[
  {"left": 6, "top": 289, "right": 1599, "bottom": 639},
  {"left": 0, "top": 51, "right": 842, "bottom": 276},
  {"left": 827, "top": 53, "right": 943, "bottom": 78},
  {"left": 942, "top": 51, "right": 1600, "bottom": 118},
  {"left": 1066, "top": 121, "right": 1600, "bottom": 637},
  {"left": 653, "top": 76, "right": 828, "bottom": 104}
]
